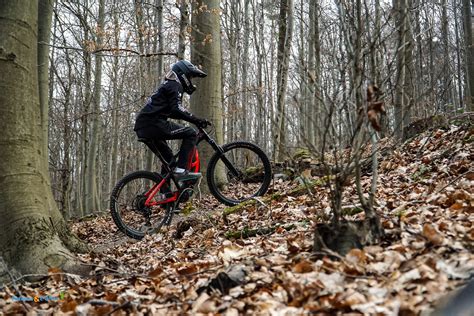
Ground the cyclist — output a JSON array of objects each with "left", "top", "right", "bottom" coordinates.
[{"left": 134, "top": 60, "right": 210, "bottom": 181}]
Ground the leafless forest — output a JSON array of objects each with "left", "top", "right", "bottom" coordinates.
[
  {"left": 45, "top": 0, "right": 473, "bottom": 218},
  {"left": 1, "top": 1, "right": 474, "bottom": 313}
]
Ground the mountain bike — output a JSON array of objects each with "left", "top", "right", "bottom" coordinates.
[{"left": 110, "top": 124, "right": 272, "bottom": 240}]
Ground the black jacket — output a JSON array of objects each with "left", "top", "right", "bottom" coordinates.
[{"left": 134, "top": 79, "right": 199, "bottom": 131}]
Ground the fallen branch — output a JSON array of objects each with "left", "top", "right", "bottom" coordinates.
[
  {"left": 4, "top": 272, "right": 82, "bottom": 286},
  {"left": 225, "top": 224, "right": 296, "bottom": 239},
  {"left": 105, "top": 300, "right": 132, "bottom": 316},
  {"left": 223, "top": 177, "right": 331, "bottom": 217},
  {"left": 0, "top": 259, "right": 29, "bottom": 312},
  {"left": 87, "top": 299, "right": 121, "bottom": 307},
  {"left": 434, "top": 169, "right": 472, "bottom": 195}
]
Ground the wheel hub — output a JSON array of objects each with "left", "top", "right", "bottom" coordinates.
[{"left": 133, "top": 195, "right": 151, "bottom": 217}]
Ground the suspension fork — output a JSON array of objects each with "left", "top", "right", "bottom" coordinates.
[{"left": 199, "top": 129, "right": 241, "bottom": 178}]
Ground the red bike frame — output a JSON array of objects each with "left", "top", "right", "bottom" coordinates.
[
  {"left": 188, "top": 147, "right": 200, "bottom": 172},
  {"left": 143, "top": 146, "right": 200, "bottom": 207}
]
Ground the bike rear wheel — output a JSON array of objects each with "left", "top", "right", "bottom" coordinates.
[
  {"left": 110, "top": 171, "right": 172, "bottom": 240},
  {"left": 207, "top": 141, "right": 272, "bottom": 206}
]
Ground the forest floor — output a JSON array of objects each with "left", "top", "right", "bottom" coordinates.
[{"left": 1, "top": 123, "right": 473, "bottom": 315}]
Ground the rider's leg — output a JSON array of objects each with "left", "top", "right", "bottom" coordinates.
[
  {"left": 152, "top": 139, "right": 174, "bottom": 169},
  {"left": 175, "top": 130, "right": 197, "bottom": 170},
  {"left": 150, "top": 139, "right": 175, "bottom": 194},
  {"left": 136, "top": 125, "right": 175, "bottom": 193},
  {"left": 136, "top": 124, "right": 174, "bottom": 165},
  {"left": 161, "top": 121, "right": 198, "bottom": 173},
  {"left": 139, "top": 121, "right": 200, "bottom": 181}
]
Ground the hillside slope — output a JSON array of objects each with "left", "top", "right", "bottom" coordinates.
[{"left": 1, "top": 123, "right": 473, "bottom": 315}]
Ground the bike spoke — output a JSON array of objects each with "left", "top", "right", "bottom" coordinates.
[
  {"left": 110, "top": 171, "right": 173, "bottom": 239},
  {"left": 207, "top": 142, "right": 271, "bottom": 205}
]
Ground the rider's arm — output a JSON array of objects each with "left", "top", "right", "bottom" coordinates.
[{"left": 167, "top": 81, "right": 204, "bottom": 124}]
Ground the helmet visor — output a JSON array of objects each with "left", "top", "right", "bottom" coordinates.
[{"left": 190, "top": 67, "right": 207, "bottom": 78}]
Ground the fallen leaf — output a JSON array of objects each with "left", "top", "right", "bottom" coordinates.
[
  {"left": 219, "top": 244, "right": 246, "bottom": 263},
  {"left": 343, "top": 290, "right": 367, "bottom": 305},
  {"left": 317, "top": 272, "right": 345, "bottom": 293},
  {"left": 436, "top": 260, "right": 472, "bottom": 279},
  {"left": 345, "top": 248, "right": 366, "bottom": 265},
  {"left": 192, "top": 292, "right": 216, "bottom": 314},
  {"left": 148, "top": 266, "right": 163, "bottom": 278},
  {"left": 398, "top": 268, "right": 421, "bottom": 284},
  {"left": 423, "top": 223, "right": 444, "bottom": 246},
  {"left": 450, "top": 202, "right": 463, "bottom": 210},
  {"left": 176, "top": 263, "right": 198, "bottom": 276},
  {"left": 293, "top": 260, "right": 313, "bottom": 273}
]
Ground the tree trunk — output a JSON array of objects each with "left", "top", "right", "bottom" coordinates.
[
  {"left": 38, "top": 0, "right": 53, "bottom": 161},
  {"left": 0, "top": 0, "right": 88, "bottom": 279},
  {"left": 463, "top": 0, "right": 474, "bottom": 111},
  {"left": 413, "top": 0, "right": 423, "bottom": 107},
  {"left": 50, "top": 56, "right": 74, "bottom": 218},
  {"left": 353, "top": 0, "right": 363, "bottom": 114},
  {"left": 155, "top": 0, "right": 164, "bottom": 78},
  {"left": 274, "top": 0, "right": 293, "bottom": 162},
  {"left": 441, "top": 0, "right": 452, "bottom": 110},
  {"left": 144, "top": 0, "right": 164, "bottom": 172},
  {"left": 252, "top": 0, "right": 266, "bottom": 151},
  {"left": 178, "top": 0, "right": 189, "bottom": 60},
  {"left": 191, "top": 0, "right": 225, "bottom": 189},
  {"left": 373, "top": 0, "right": 388, "bottom": 136},
  {"left": 311, "top": 0, "right": 321, "bottom": 148},
  {"left": 307, "top": 0, "right": 315, "bottom": 146},
  {"left": 297, "top": 0, "right": 304, "bottom": 145},
  {"left": 133, "top": 0, "right": 152, "bottom": 172},
  {"left": 225, "top": 0, "right": 239, "bottom": 143},
  {"left": 241, "top": 0, "right": 250, "bottom": 141},
  {"left": 108, "top": 0, "right": 121, "bottom": 196},
  {"left": 455, "top": 0, "right": 464, "bottom": 109},
  {"left": 85, "top": 0, "right": 105, "bottom": 214},
  {"left": 61, "top": 98, "right": 73, "bottom": 219},
  {"left": 79, "top": 0, "right": 92, "bottom": 216},
  {"left": 394, "top": 0, "right": 413, "bottom": 139},
  {"left": 38, "top": 0, "right": 63, "bottom": 218},
  {"left": 403, "top": 3, "right": 414, "bottom": 128}
]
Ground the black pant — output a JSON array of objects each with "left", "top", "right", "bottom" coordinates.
[{"left": 136, "top": 119, "right": 197, "bottom": 170}]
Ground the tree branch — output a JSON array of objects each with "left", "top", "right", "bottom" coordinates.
[{"left": 38, "top": 41, "right": 178, "bottom": 58}]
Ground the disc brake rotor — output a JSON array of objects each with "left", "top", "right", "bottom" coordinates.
[{"left": 132, "top": 195, "right": 151, "bottom": 217}]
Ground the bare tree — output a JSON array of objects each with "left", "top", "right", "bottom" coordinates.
[
  {"left": 274, "top": 0, "right": 294, "bottom": 162},
  {"left": 42, "top": 0, "right": 470, "bottom": 224},
  {"left": 178, "top": 0, "right": 189, "bottom": 60},
  {"left": 394, "top": 0, "right": 414, "bottom": 139},
  {"left": 463, "top": 0, "right": 474, "bottom": 111},
  {"left": 0, "top": 0, "right": 87, "bottom": 277},
  {"left": 85, "top": 0, "right": 105, "bottom": 214},
  {"left": 190, "top": 0, "right": 225, "bottom": 186}
]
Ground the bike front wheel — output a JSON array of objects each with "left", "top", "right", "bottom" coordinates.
[
  {"left": 207, "top": 141, "right": 272, "bottom": 206},
  {"left": 110, "top": 171, "right": 172, "bottom": 240}
]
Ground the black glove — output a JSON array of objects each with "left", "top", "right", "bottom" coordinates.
[{"left": 195, "top": 118, "right": 211, "bottom": 128}]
